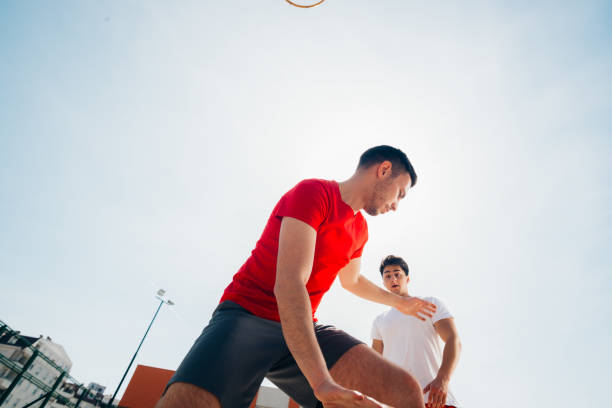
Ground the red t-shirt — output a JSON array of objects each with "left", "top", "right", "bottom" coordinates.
[{"left": 220, "top": 179, "right": 369, "bottom": 322}]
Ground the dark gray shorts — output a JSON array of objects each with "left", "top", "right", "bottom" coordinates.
[{"left": 166, "top": 301, "right": 363, "bottom": 408}]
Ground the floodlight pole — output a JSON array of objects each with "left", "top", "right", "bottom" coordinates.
[{"left": 107, "top": 291, "right": 173, "bottom": 407}]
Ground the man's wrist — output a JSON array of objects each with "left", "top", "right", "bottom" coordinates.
[
  {"left": 310, "top": 370, "right": 335, "bottom": 391},
  {"left": 311, "top": 375, "right": 336, "bottom": 397},
  {"left": 389, "top": 292, "right": 402, "bottom": 308},
  {"left": 435, "top": 372, "right": 451, "bottom": 383}
]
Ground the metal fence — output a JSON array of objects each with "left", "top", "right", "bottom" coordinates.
[{"left": 0, "top": 320, "right": 110, "bottom": 408}]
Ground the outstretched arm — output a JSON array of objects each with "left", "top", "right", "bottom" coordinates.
[
  {"left": 274, "top": 217, "right": 381, "bottom": 408},
  {"left": 423, "top": 318, "right": 462, "bottom": 408},
  {"left": 338, "top": 260, "right": 437, "bottom": 321}
]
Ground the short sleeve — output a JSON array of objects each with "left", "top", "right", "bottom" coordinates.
[
  {"left": 275, "top": 180, "right": 329, "bottom": 230},
  {"left": 429, "top": 297, "right": 453, "bottom": 323},
  {"left": 351, "top": 245, "right": 365, "bottom": 259},
  {"left": 370, "top": 316, "right": 382, "bottom": 340}
]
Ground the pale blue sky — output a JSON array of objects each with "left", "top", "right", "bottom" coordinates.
[{"left": 1, "top": 1, "right": 611, "bottom": 406}]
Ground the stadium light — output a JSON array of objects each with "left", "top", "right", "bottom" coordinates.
[{"left": 107, "top": 290, "right": 174, "bottom": 407}]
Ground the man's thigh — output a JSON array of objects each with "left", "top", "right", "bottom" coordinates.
[
  {"left": 156, "top": 382, "right": 220, "bottom": 408},
  {"left": 329, "top": 344, "right": 425, "bottom": 408},
  {"left": 163, "top": 301, "right": 287, "bottom": 408}
]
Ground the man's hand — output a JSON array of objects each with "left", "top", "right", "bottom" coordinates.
[
  {"left": 394, "top": 296, "right": 437, "bottom": 321},
  {"left": 423, "top": 376, "right": 449, "bottom": 408},
  {"left": 314, "top": 379, "right": 382, "bottom": 408}
]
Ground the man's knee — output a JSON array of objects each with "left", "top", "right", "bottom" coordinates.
[
  {"left": 330, "top": 345, "right": 424, "bottom": 407},
  {"left": 396, "top": 370, "right": 424, "bottom": 403},
  {"left": 155, "top": 382, "right": 221, "bottom": 408}
]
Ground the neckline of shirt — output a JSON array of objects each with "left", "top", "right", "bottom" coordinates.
[{"left": 332, "top": 180, "right": 361, "bottom": 218}]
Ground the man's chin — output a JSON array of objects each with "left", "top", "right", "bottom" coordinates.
[{"left": 364, "top": 207, "right": 380, "bottom": 216}]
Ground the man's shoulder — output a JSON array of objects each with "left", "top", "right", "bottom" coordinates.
[
  {"left": 419, "top": 295, "right": 440, "bottom": 304},
  {"left": 285, "top": 179, "right": 335, "bottom": 201},
  {"left": 418, "top": 295, "right": 454, "bottom": 321},
  {"left": 294, "top": 178, "right": 334, "bottom": 189}
]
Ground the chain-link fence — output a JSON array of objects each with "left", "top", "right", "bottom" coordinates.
[{"left": 0, "top": 320, "right": 113, "bottom": 408}]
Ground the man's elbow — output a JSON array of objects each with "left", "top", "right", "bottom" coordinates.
[
  {"left": 273, "top": 279, "right": 289, "bottom": 299},
  {"left": 339, "top": 271, "right": 363, "bottom": 291},
  {"left": 274, "top": 277, "right": 304, "bottom": 299},
  {"left": 339, "top": 278, "right": 358, "bottom": 292},
  {"left": 443, "top": 333, "right": 461, "bottom": 350},
  {"left": 453, "top": 336, "right": 462, "bottom": 353}
]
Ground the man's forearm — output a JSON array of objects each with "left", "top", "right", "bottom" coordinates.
[
  {"left": 275, "top": 281, "right": 332, "bottom": 389},
  {"left": 437, "top": 335, "right": 461, "bottom": 380},
  {"left": 342, "top": 274, "right": 400, "bottom": 307}
]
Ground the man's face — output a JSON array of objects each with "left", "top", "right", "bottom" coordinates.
[
  {"left": 382, "top": 265, "right": 409, "bottom": 294},
  {"left": 364, "top": 169, "right": 412, "bottom": 216}
]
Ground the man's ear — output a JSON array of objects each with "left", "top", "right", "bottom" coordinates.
[{"left": 377, "top": 160, "right": 393, "bottom": 178}]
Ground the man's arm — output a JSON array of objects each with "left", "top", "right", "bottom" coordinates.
[
  {"left": 371, "top": 339, "right": 384, "bottom": 355},
  {"left": 274, "top": 217, "right": 380, "bottom": 407},
  {"left": 423, "top": 318, "right": 462, "bottom": 408},
  {"left": 338, "top": 260, "right": 437, "bottom": 320}
]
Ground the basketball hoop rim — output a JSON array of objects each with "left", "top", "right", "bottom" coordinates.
[{"left": 286, "top": 0, "right": 325, "bottom": 8}]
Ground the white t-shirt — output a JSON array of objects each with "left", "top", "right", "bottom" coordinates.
[{"left": 371, "top": 296, "right": 460, "bottom": 407}]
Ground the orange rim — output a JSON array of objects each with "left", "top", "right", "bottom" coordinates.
[{"left": 286, "top": 0, "right": 325, "bottom": 8}]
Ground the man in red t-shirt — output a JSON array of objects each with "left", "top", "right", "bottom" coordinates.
[{"left": 157, "top": 146, "right": 437, "bottom": 408}]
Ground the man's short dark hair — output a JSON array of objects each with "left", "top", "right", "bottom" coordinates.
[
  {"left": 379, "top": 255, "right": 409, "bottom": 276},
  {"left": 358, "top": 145, "right": 417, "bottom": 187}
]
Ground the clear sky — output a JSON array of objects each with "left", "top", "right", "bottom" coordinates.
[{"left": 1, "top": 1, "right": 611, "bottom": 406}]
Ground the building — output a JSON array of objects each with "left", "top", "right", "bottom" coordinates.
[
  {"left": 118, "top": 364, "right": 301, "bottom": 408},
  {"left": 56, "top": 382, "right": 116, "bottom": 408},
  {"left": 0, "top": 332, "right": 72, "bottom": 408},
  {"left": 0, "top": 323, "right": 116, "bottom": 408},
  {"left": 88, "top": 382, "right": 106, "bottom": 396}
]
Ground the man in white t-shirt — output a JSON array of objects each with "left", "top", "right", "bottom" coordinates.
[{"left": 371, "top": 255, "right": 462, "bottom": 408}]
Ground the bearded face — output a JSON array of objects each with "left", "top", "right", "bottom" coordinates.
[
  {"left": 363, "top": 171, "right": 412, "bottom": 216},
  {"left": 364, "top": 177, "right": 395, "bottom": 216}
]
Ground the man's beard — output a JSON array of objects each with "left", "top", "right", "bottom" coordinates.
[
  {"left": 363, "top": 180, "right": 389, "bottom": 216},
  {"left": 364, "top": 205, "right": 380, "bottom": 216}
]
